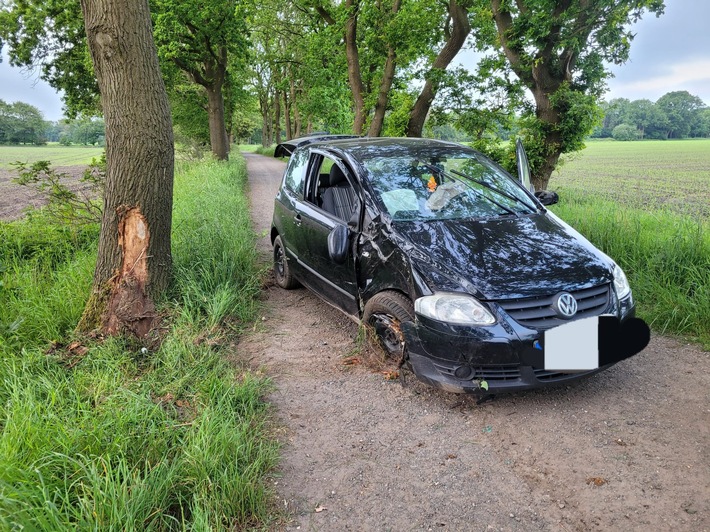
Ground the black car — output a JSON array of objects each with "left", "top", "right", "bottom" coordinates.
[{"left": 270, "top": 136, "right": 646, "bottom": 393}]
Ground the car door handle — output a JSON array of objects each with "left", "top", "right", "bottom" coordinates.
[{"left": 294, "top": 214, "right": 302, "bottom": 226}]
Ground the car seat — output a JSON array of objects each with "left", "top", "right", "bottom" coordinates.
[{"left": 321, "top": 165, "right": 357, "bottom": 221}]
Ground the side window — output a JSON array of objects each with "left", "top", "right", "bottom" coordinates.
[
  {"left": 311, "top": 154, "right": 359, "bottom": 222},
  {"left": 284, "top": 149, "right": 309, "bottom": 197}
]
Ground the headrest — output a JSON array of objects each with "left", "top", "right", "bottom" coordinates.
[{"left": 328, "top": 164, "right": 347, "bottom": 186}]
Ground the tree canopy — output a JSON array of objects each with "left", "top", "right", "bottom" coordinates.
[
  {"left": 593, "top": 92, "right": 708, "bottom": 140},
  {"left": 0, "top": 100, "right": 47, "bottom": 144},
  {"left": 8, "top": 0, "right": 708, "bottom": 187},
  {"left": 466, "top": 0, "right": 665, "bottom": 189}
]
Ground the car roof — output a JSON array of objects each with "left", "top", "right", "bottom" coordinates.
[
  {"left": 278, "top": 136, "right": 474, "bottom": 163},
  {"left": 273, "top": 134, "right": 360, "bottom": 157}
]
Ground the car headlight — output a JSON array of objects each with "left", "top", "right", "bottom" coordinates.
[
  {"left": 612, "top": 263, "right": 631, "bottom": 299},
  {"left": 415, "top": 293, "right": 496, "bottom": 326}
]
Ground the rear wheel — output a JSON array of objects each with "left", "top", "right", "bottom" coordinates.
[
  {"left": 363, "top": 291, "right": 414, "bottom": 360},
  {"left": 273, "top": 235, "right": 299, "bottom": 289}
]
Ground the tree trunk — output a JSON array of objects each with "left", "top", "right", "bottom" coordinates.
[
  {"left": 368, "top": 45, "right": 397, "bottom": 137},
  {"left": 284, "top": 90, "right": 293, "bottom": 140},
  {"left": 206, "top": 84, "right": 229, "bottom": 160},
  {"left": 291, "top": 78, "right": 302, "bottom": 138},
  {"left": 274, "top": 90, "right": 282, "bottom": 145},
  {"left": 531, "top": 88, "right": 562, "bottom": 191},
  {"left": 406, "top": 0, "right": 470, "bottom": 137},
  {"left": 345, "top": 0, "right": 366, "bottom": 135},
  {"left": 79, "top": 0, "right": 174, "bottom": 337},
  {"left": 173, "top": 49, "right": 229, "bottom": 160},
  {"left": 260, "top": 93, "right": 272, "bottom": 147}
]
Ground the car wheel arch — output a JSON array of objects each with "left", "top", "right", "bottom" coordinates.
[{"left": 362, "top": 290, "right": 416, "bottom": 362}]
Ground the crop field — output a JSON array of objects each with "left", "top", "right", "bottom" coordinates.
[
  {"left": 0, "top": 144, "right": 104, "bottom": 169},
  {"left": 551, "top": 139, "right": 710, "bottom": 219}
]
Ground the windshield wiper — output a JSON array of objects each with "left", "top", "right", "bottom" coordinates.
[
  {"left": 449, "top": 169, "right": 537, "bottom": 214},
  {"left": 417, "top": 161, "right": 519, "bottom": 217}
]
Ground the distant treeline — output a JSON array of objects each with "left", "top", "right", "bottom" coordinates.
[
  {"left": 592, "top": 91, "right": 709, "bottom": 141},
  {"left": 0, "top": 99, "right": 105, "bottom": 146},
  {"left": 2, "top": 90, "right": 708, "bottom": 148}
]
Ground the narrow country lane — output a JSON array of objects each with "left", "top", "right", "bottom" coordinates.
[{"left": 241, "top": 152, "right": 710, "bottom": 531}]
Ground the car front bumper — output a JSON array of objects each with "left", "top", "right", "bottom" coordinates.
[{"left": 401, "top": 303, "right": 637, "bottom": 394}]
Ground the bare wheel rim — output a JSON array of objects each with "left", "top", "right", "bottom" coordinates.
[
  {"left": 369, "top": 313, "right": 404, "bottom": 356},
  {"left": 275, "top": 243, "right": 286, "bottom": 280}
]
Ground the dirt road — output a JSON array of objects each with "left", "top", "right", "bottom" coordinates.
[{"left": 242, "top": 151, "right": 709, "bottom": 531}]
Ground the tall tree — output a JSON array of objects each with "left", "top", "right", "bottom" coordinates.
[
  {"left": 314, "top": 0, "right": 440, "bottom": 136},
  {"left": 78, "top": 0, "right": 174, "bottom": 336},
  {"left": 0, "top": 0, "right": 247, "bottom": 158},
  {"left": 406, "top": 0, "right": 472, "bottom": 137},
  {"left": 623, "top": 98, "right": 668, "bottom": 139},
  {"left": 656, "top": 90, "right": 706, "bottom": 139},
  {"left": 473, "top": 0, "right": 664, "bottom": 190},
  {"left": 0, "top": 100, "right": 47, "bottom": 144},
  {"left": 151, "top": 0, "right": 249, "bottom": 160}
]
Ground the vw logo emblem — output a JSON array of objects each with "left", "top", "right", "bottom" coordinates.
[{"left": 553, "top": 292, "right": 578, "bottom": 318}]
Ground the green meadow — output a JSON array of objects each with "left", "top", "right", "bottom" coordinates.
[
  {"left": 550, "top": 139, "right": 710, "bottom": 347},
  {"left": 0, "top": 156, "right": 278, "bottom": 529},
  {"left": 0, "top": 144, "right": 105, "bottom": 169},
  {"left": 551, "top": 138, "right": 710, "bottom": 220}
]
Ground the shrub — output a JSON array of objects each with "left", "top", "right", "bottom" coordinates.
[{"left": 612, "top": 123, "right": 640, "bottom": 141}]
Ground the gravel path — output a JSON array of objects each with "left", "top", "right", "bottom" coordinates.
[{"left": 242, "top": 152, "right": 709, "bottom": 531}]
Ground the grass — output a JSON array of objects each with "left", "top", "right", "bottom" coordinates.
[
  {"left": 550, "top": 139, "right": 710, "bottom": 348},
  {"left": 236, "top": 144, "right": 261, "bottom": 153},
  {"left": 552, "top": 138, "right": 710, "bottom": 220},
  {"left": 0, "top": 156, "right": 279, "bottom": 529},
  {"left": 0, "top": 144, "right": 105, "bottom": 169}
]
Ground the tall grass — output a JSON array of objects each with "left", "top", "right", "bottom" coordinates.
[
  {"left": 171, "top": 159, "right": 264, "bottom": 328},
  {"left": 551, "top": 192, "right": 710, "bottom": 347},
  {"left": 0, "top": 156, "right": 278, "bottom": 529}
]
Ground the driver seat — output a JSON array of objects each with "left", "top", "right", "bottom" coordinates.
[{"left": 321, "top": 165, "right": 356, "bottom": 221}]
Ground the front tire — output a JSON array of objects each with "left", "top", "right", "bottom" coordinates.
[
  {"left": 363, "top": 291, "right": 415, "bottom": 360},
  {"left": 273, "top": 235, "right": 299, "bottom": 289}
]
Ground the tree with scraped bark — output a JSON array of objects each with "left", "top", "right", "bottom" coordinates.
[{"left": 77, "top": 0, "right": 174, "bottom": 337}]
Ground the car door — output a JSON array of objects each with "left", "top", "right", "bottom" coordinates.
[
  {"left": 294, "top": 150, "right": 360, "bottom": 316},
  {"left": 515, "top": 138, "right": 534, "bottom": 193},
  {"left": 274, "top": 147, "right": 311, "bottom": 280}
]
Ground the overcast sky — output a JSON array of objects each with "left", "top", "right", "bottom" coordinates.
[{"left": 1, "top": 0, "right": 708, "bottom": 122}]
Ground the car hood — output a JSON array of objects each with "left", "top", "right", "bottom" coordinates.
[{"left": 392, "top": 213, "right": 612, "bottom": 300}]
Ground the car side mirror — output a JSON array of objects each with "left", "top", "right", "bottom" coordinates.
[
  {"left": 534, "top": 190, "right": 559, "bottom": 206},
  {"left": 328, "top": 224, "right": 350, "bottom": 264}
]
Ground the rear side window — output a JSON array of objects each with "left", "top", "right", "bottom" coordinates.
[{"left": 284, "top": 149, "right": 309, "bottom": 197}]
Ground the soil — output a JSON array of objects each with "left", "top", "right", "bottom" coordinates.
[
  {"left": 242, "top": 152, "right": 709, "bottom": 531},
  {"left": 0, "top": 165, "right": 92, "bottom": 221}
]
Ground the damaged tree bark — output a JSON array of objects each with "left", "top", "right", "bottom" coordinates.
[
  {"left": 77, "top": 0, "right": 174, "bottom": 337},
  {"left": 104, "top": 207, "right": 156, "bottom": 337}
]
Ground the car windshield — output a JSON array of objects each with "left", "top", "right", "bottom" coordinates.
[{"left": 363, "top": 150, "right": 537, "bottom": 221}]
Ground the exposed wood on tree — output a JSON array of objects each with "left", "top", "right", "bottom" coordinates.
[{"left": 105, "top": 207, "right": 156, "bottom": 337}]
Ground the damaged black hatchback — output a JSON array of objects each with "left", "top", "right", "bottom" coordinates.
[{"left": 270, "top": 137, "right": 639, "bottom": 393}]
